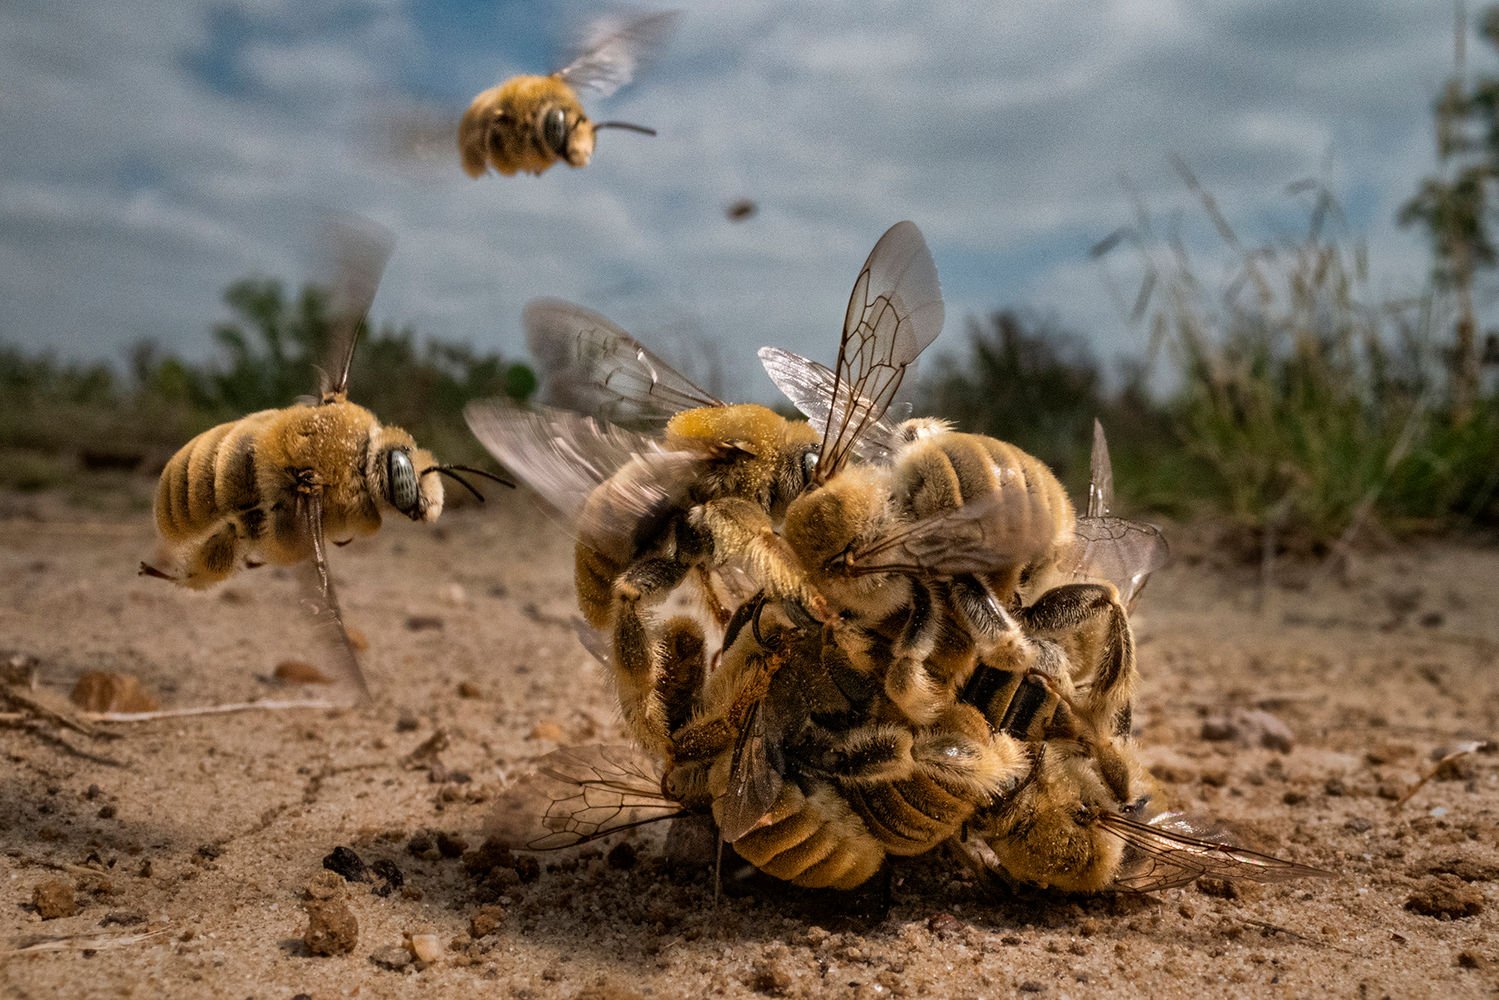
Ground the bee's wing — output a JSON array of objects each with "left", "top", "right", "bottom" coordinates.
[
  {"left": 315, "top": 216, "right": 394, "bottom": 400},
  {"left": 1062, "top": 516, "right": 1170, "bottom": 609},
  {"left": 463, "top": 399, "right": 703, "bottom": 559},
  {"left": 846, "top": 491, "right": 1058, "bottom": 579},
  {"left": 525, "top": 298, "right": 722, "bottom": 429},
  {"left": 488, "top": 744, "right": 689, "bottom": 851},
  {"left": 816, "top": 221, "right": 944, "bottom": 480},
  {"left": 294, "top": 488, "right": 372, "bottom": 704},
  {"left": 554, "top": 10, "right": 681, "bottom": 98},
  {"left": 1100, "top": 811, "right": 1332, "bottom": 893},
  {"left": 757, "top": 346, "right": 906, "bottom": 464},
  {"left": 1087, "top": 418, "right": 1115, "bottom": 520},
  {"left": 717, "top": 699, "right": 784, "bottom": 844}
]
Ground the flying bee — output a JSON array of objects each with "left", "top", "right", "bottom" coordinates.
[
  {"left": 465, "top": 220, "right": 943, "bottom": 756},
  {"left": 140, "top": 220, "right": 511, "bottom": 699},
  {"left": 459, "top": 10, "right": 679, "bottom": 177}
]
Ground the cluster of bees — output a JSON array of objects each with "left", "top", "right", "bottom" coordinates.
[
  {"left": 468, "top": 222, "right": 1325, "bottom": 895},
  {"left": 137, "top": 11, "right": 1325, "bottom": 897}
]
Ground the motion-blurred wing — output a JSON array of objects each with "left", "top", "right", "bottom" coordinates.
[
  {"left": 816, "top": 221, "right": 943, "bottom": 480},
  {"left": 525, "top": 298, "right": 722, "bottom": 429},
  {"left": 463, "top": 399, "right": 701, "bottom": 560},
  {"left": 316, "top": 216, "right": 394, "bottom": 401},
  {"left": 488, "top": 744, "right": 688, "bottom": 851},
  {"left": 1103, "top": 811, "right": 1331, "bottom": 893},
  {"left": 846, "top": 492, "right": 1058, "bottom": 579},
  {"left": 295, "top": 489, "right": 372, "bottom": 703},
  {"left": 555, "top": 10, "right": 681, "bottom": 97},
  {"left": 758, "top": 346, "right": 908, "bottom": 464}
]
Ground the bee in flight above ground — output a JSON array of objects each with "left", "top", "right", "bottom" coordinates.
[
  {"left": 459, "top": 10, "right": 680, "bottom": 177},
  {"left": 140, "top": 219, "right": 511, "bottom": 700}
]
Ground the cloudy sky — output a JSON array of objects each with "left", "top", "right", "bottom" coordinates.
[{"left": 0, "top": 0, "right": 1471, "bottom": 396}]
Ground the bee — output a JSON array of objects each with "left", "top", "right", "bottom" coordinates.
[
  {"left": 464, "top": 220, "right": 943, "bottom": 755},
  {"left": 140, "top": 220, "right": 511, "bottom": 699},
  {"left": 459, "top": 10, "right": 679, "bottom": 178},
  {"left": 766, "top": 334, "right": 1168, "bottom": 735}
]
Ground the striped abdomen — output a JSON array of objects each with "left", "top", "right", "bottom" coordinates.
[
  {"left": 154, "top": 410, "right": 278, "bottom": 543},
  {"left": 893, "top": 432, "right": 1075, "bottom": 602},
  {"left": 716, "top": 777, "right": 886, "bottom": 890}
]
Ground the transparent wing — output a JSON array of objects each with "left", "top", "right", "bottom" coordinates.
[
  {"left": 555, "top": 10, "right": 681, "bottom": 97},
  {"left": 1088, "top": 418, "right": 1114, "bottom": 519},
  {"left": 816, "top": 221, "right": 944, "bottom": 480},
  {"left": 1102, "top": 811, "right": 1331, "bottom": 893},
  {"left": 717, "top": 699, "right": 783, "bottom": 843},
  {"left": 463, "top": 399, "right": 703, "bottom": 560},
  {"left": 525, "top": 298, "right": 722, "bottom": 429},
  {"left": 315, "top": 216, "right": 394, "bottom": 400},
  {"left": 488, "top": 745, "right": 688, "bottom": 851},
  {"left": 295, "top": 489, "right": 372, "bottom": 703},
  {"left": 1062, "top": 517, "right": 1170, "bottom": 609},
  {"left": 844, "top": 491, "right": 1058, "bottom": 579},
  {"left": 757, "top": 346, "right": 907, "bottom": 464}
]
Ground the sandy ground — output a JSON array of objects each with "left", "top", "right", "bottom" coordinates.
[{"left": 1, "top": 481, "right": 1496, "bottom": 999}]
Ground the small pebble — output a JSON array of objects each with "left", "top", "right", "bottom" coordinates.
[
  {"left": 323, "top": 846, "right": 370, "bottom": 883},
  {"left": 31, "top": 879, "right": 77, "bottom": 919},
  {"left": 370, "top": 944, "right": 413, "bottom": 970},
  {"left": 406, "top": 932, "right": 443, "bottom": 964}
]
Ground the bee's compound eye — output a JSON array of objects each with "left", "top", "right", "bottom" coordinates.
[
  {"left": 386, "top": 449, "right": 420, "bottom": 516},
  {"left": 542, "top": 106, "right": 568, "bottom": 154}
]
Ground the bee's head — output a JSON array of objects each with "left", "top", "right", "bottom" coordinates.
[
  {"left": 369, "top": 428, "right": 444, "bottom": 522},
  {"left": 539, "top": 104, "right": 594, "bottom": 167}
]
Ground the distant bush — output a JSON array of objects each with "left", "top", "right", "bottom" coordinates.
[{"left": 0, "top": 275, "right": 536, "bottom": 485}]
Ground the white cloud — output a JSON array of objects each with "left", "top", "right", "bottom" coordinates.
[{"left": 0, "top": 0, "right": 1474, "bottom": 406}]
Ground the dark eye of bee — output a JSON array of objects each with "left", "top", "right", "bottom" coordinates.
[
  {"left": 542, "top": 106, "right": 568, "bottom": 154},
  {"left": 386, "top": 449, "right": 420, "bottom": 516}
]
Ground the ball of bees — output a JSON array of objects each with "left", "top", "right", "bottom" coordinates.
[
  {"left": 475, "top": 217, "right": 1323, "bottom": 900},
  {"left": 459, "top": 10, "right": 679, "bottom": 178},
  {"left": 141, "top": 220, "right": 511, "bottom": 699}
]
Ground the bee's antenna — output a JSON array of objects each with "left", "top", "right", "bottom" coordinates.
[
  {"left": 420, "top": 464, "right": 516, "bottom": 502},
  {"left": 593, "top": 121, "right": 657, "bottom": 136}
]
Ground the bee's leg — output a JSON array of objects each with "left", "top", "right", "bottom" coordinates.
[
  {"left": 610, "top": 556, "right": 694, "bottom": 753},
  {"left": 915, "top": 704, "right": 1032, "bottom": 802},
  {"left": 656, "top": 616, "right": 706, "bottom": 736},
  {"left": 883, "top": 583, "right": 946, "bottom": 725},
  {"left": 671, "top": 613, "right": 792, "bottom": 764},
  {"left": 799, "top": 721, "right": 917, "bottom": 786},
  {"left": 693, "top": 565, "right": 733, "bottom": 628},
  {"left": 1021, "top": 584, "right": 1135, "bottom": 737},
  {"left": 689, "top": 497, "right": 828, "bottom": 620}
]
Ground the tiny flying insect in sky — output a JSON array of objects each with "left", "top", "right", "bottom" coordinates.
[{"left": 458, "top": 9, "right": 680, "bottom": 178}]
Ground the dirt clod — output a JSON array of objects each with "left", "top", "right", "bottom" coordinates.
[
  {"left": 1404, "top": 876, "right": 1484, "bottom": 920},
  {"left": 306, "top": 871, "right": 347, "bottom": 900},
  {"left": 323, "top": 846, "right": 370, "bottom": 883},
  {"left": 405, "top": 615, "right": 444, "bottom": 631},
  {"left": 371, "top": 858, "right": 405, "bottom": 897},
  {"left": 302, "top": 898, "right": 359, "bottom": 956},
  {"left": 457, "top": 680, "right": 482, "bottom": 699},
  {"left": 469, "top": 904, "right": 504, "bottom": 938},
  {"left": 528, "top": 719, "right": 566, "bottom": 742},
  {"left": 606, "top": 842, "right": 637, "bottom": 870},
  {"left": 31, "top": 879, "right": 77, "bottom": 919},
  {"left": 748, "top": 958, "right": 794, "bottom": 995}
]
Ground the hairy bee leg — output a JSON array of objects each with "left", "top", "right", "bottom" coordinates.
[
  {"left": 690, "top": 497, "right": 828, "bottom": 620},
  {"left": 799, "top": 722, "right": 917, "bottom": 785},
  {"left": 883, "top": 583, "right": 947, "bottom": 725},
  {"left": 1022, "top": 584, "right": 1136, "bottom": 736},
  {"left": 609, "top": 556, "right": 694, "bottom": 752},
  {"left": 694, "top": 565, "right": 732, "bottom": 628},
  {"left": 179, "top": 523, "right": 241, "bottom": 589},
  {"left": 656, "top": 616, "right": 706, "bottom": 735}
]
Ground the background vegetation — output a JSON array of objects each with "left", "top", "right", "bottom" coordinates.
[{"left": 6, "top": 13, "right": 1499, "bottom": 549}]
